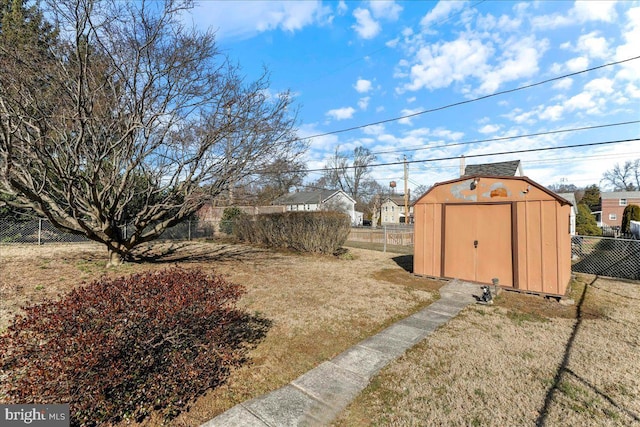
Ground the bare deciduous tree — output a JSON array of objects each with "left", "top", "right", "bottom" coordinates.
[
  {"left": 0, "top": 0, "right": 306, "bottom": 265},
  {"left": 601, "top": 160, "right": 640, "bottom": 191},
  {"left": 323, "top": 146, "right": 376, "bottom": 203}
]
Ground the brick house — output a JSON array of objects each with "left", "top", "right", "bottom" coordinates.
[{"left": 600, "top": 191, "right": 640, "bottom": 227}]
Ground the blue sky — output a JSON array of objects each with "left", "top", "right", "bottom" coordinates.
[{"left": 187, "top": 0, "right": 640, "bottom": 194}]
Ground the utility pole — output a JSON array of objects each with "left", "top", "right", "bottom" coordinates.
[{"left": 403, "top": 155, "right": 409, "bottom": 224}]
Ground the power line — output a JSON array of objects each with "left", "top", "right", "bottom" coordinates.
[
  {"left": 299, "top": 137, "right": 639, "bottom": 173},
  {"left": 298, "top": 55, "right": 640, "bottom": 142},
  {"left": 368, "top": 120, "right": 640, "bottom": 155}
]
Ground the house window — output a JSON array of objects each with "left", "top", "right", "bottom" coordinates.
[
  {"left": 609, "top": 213, "right": 617, "bottom": 221},
  {"left": 620, "top": 199, "right": 627, "bottom": 206},
  {"left": 391, "top": 206, "right": 394, "bottom": 212}
]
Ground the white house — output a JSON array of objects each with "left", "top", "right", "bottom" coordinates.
[
  {"left": 557, "top": 192, "right": 577, "bottom": 235},
  {"left": 381, "top": 195, "right": 413, "bottom": 224},
  {"left": 272, "top": 190, "right": 362, "bottom": 225}
]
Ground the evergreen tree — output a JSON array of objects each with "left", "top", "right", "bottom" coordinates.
[
  {"left": 576, "top": 203, "right": 601, "bottom": 236},
  {"left": 621, "top": 204, "right": 640, "bottom": 235}
]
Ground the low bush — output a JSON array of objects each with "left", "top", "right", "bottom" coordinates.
[
  {"left": 0, "top": 267, "right": 258, "bottom": 426},
  {"left": 235, "top": 211, "right": 351, "bottom": 254}
]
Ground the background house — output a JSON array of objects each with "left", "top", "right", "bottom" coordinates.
[
  {"left": 272, "top": 190, "right": 362, "bottom": 225},
  {"left": 600, "top": 191, "right": 640, "bottom": 228},
  {"left": 463, "top": 159, "right": 523, "bottom": 177},
  {"left": 197, "top": 205, "right": 285, "bottom": 232},
  {"left": 557, "top": 192, "right": 577, "bottom": 235},
  {"left": 381, "top": 195, "right": 413, "bottom": 225}
]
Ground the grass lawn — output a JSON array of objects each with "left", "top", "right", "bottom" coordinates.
[
  {"left": 0, "top": 240, "right": 440, "bottom": 426},
  {"left": 2, "top": 241, "right": 638, "bottom": 426},
  {"left": 334, "top": 274, "right": 640, "bottom": 426}
]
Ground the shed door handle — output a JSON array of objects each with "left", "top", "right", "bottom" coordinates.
[{"left": 474, "top": 240, "right": 478, "bottom": 248}]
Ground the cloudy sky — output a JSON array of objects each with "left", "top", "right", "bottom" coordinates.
[{"left": 187, "top": 0, "right": 640, "bottom": 193}]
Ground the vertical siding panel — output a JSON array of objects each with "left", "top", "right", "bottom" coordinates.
[
  {"left": 527, "top": 201, "right": 543, "bottom": 292},
  {"left": 414, "top": 204, "right": 425, "bottom": 275},
  {"left": 541, "top": 201, "right": 558, "bottom": 294}
]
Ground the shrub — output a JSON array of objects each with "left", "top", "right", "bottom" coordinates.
[
  {"left": 0, "top": 267, "right": 257, "bottom": 426},
  {"left": 219, "top": 206, "right": 244, "bottom": 235},
  {"left": 235, "top": 211, "right": 351, "bottom": 254},
  {"left": 576, "top": 203, "right": 601, "bottom": 236},
  {"left": 621, "top": 204, "right": 640, "bottom": 234}
]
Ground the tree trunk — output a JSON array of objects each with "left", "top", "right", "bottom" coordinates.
[{"left": 107, "top": 249, "right": 125, "bottom": 267}]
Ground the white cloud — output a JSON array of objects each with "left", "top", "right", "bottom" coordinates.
[
  {"left": 576, "top": 32, "right": 609, "bottom": 59},
  {"left": 627, "top": 83, "right": 640, "bottom": 98},
  {"left": 553, "top": 78, "right": 573, "bottom": 90},
  {"left": 369, "top": 1, "right": 403, "bottom": 21},
  {"left": 614, "top": 7, "right": 640, "bottom": 82},
  {"left": 584, "top": 77, "right": 614, "bottom": 94},
  {"left": 432, "top": 128, "right": 464, "bottom": 140},
  {"left": 420, "top": 1, "right": 466, "bottom": 29},
  {"left": 326, "top": 107, "right": 356, "bottom": 120},
  {"left": 354, "top": 79, "right": 373, "bottom": 93},
  {"left": 477, "top": 36, "right": 547, "bottom": 94},
  {"left": 358, "top": 97, "right": 370, "bottom": 110},
  {"left": 352, "top": 8, "right": 381, "bottom": 39},
  {"left": 192, "top": 1, "right": 330, "bottom": 40},
  {"left": 572, "top": 1, "right": 618, "bottom": 23},
  {"left": 565, "top": 56, "right": 589, "bottom": 72},
  {"left": 403, "top": 36, "right": 493, "bottom": 91},
  {"left": 398, "top": 108, "right": 423, "bottom": 125},
  {"left": 478, "top": 124, "right": 501, "bottom": 134},
  {"left": 539, "top": 105, "right": 564, "bottom": 121},
  {"left": 337, "top": 0, "right": 348, "bottom": 15},
  {"left": 564, "top": 92, "right": 596, "bottom": 112},
  {"left": 532, "top": 1, "right": 618, "bottom": 30},
  {"left": 362, "top": 124, "right": 385, "bottom": 135}
]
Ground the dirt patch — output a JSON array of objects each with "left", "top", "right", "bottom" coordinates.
[
  {"left": 334, "top": 274, "right": 640, "bottom": 426},
  {"left": 0, "top": 241, "right": 436, "bottom": 425}
]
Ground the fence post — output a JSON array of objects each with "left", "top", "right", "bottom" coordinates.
[
  {"left": 38, "top": 218, "right": 42, "bottom": 245},
  {"left": 188, "top": 220, "right": 192, "bottom": 241},
  {"left": 383, "top": 225, "right": 387, "bottom": 253},
  {"left": 124, "top": 224, "right": 127, "bottom": 240}
]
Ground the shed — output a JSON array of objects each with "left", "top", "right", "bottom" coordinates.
[{"left": 413, "top": 175, "right": 572, "bottom": 296}]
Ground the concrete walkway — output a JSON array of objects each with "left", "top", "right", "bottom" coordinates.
[{"left": 202, "top": 279, "right": 482, "bottom": 427}]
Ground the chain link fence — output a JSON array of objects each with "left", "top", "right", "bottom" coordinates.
[
  {"left": 571, "top": 235, "right": 640, "bottom": 280},
  {"left": 0, "top": 219, "right": 218, "bottom": 245}
]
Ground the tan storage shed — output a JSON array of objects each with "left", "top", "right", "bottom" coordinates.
[{"left": 413, "top": 176, "right": 572, "bottom": 296}]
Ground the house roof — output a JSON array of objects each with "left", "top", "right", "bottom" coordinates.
[
  {"left": 383, "top": 195, "right": 409, "bottom": 206},
  {"left": 601, "top": 191, "right": 640, "bottom": 199},
  {"left": 464, "top": 160, "right": 521, "bottom": 177},
  {"left": 556, "top": 192, "right": 577, "bottom": 212},
  {"left": 272, "top": 189, "right": 354, "bottom": 205}
]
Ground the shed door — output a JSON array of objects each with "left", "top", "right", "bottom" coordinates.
[{"left": 443, "top": 204, "right": 513, "bottom": 286}]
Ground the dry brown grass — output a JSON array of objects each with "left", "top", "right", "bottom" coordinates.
[
  {"left": 0, "top": 241, "right": 441, "bottom": 425},
  {"left": 334, "top": 274, "right": 640, "bottom": 427}
]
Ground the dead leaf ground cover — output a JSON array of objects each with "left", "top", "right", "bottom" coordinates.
[
  {"left": 0, "top": 241, "right": 440, "bottom": 425},
  {"left": 334, "top": 274, "right": 640, "bottom": 427}
]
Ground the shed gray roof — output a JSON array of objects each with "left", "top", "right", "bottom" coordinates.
[
  {"left": 272, "top": 190, "right": 341, "bottom": 205},
  {"left": 464, "top": 160, "right": 521, "bottom": 177}
]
